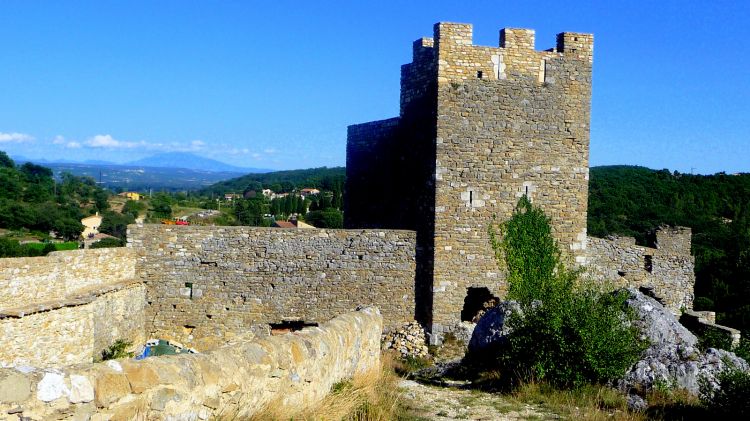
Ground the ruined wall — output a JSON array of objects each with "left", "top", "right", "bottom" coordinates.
[
  {"left": 0, "top": 249, "right": 144, "bottom": 368},
  {"left": 0, "top": 308, "right": 382, "bottom": 421},
  {"left": 585, "top": 227, "right": 695, "bottom": 313},
  {"left": 129, "top": 224, "right": 415, "bottom": 349},
  {"left": 0, "top": 248, "right": 135, "bottom": 308}
]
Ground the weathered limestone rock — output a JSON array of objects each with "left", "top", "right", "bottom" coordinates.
[
  {"left": 0, "top": 371, "right": 31, "bottom": 403},
  {"left": 618, "top": 288, "right": 749, "bottom": 396},
  {"left": 467, "top": 300, "right": 522, "bottom": 355},
  {"left": 94, "top": 372, "right": 131, "bottom": 407}
]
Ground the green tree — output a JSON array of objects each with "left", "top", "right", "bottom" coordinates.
[
  {"left": 53, "top": 217, "right": 83, "bottom": 241},
  {"left": 305, "top": 209, "right": 343, "bottom": 228},
  {"left": 0, "top": 151, "right": 14, "bottom": 168}
]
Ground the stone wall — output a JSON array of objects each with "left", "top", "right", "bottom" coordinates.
[
  {"left": 128, "top": 224, "right": 416, "bottom": 349},
  {"left": 585, "top": 227, "right": 695, "bottom": 313},
  {"left": 0, "top": 284, "right": 145, "bottom": 368},
  {"left": 0, "top": 307, "right": 383, "bottom": 421},
  {"left": 0, "top": 248, "right": 144, "bottom": 368},
  {"left": 0, "top": 248, "right": 135, "bottom": 308}
]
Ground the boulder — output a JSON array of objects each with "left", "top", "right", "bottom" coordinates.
[
  {"left": 467, "top": 300, "right": 522, "bottom": 355},
  {"left": 618, "top": 288, "right": 749, "bottom": 396}
]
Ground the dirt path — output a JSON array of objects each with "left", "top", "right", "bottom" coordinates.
[{"left": 399, "top": 379, "right": 559, "bottom": 421}]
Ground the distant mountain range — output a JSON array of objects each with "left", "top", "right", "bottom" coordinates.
[
  {"left": 126, "top": 152, "right": 270, "bottom": 173},
  {"left": 12, "top": 152, "right": 271, "bottom": 173},
  {"left": 7, "top": 152, "right": 273, "bottom": 191}
]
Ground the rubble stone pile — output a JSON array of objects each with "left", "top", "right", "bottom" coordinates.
[{"left": 382, "top": 321, "right": 429, "bottom": 358}]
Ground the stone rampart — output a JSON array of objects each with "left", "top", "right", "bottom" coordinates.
[
  {"left": 0, "top": 248, "right": 144, "bottom": 368},
  {"left": 128, "top": 224, "right": 416, "bottom": 349},
  {"left": 0, "top": 307, "right": 383, "bottom": 421},
  {"left": 0, "top": 248, "right": 135, "bottom": 309},
  {"left": 585, "top": 227, "right": 695, "bottom": 313}
]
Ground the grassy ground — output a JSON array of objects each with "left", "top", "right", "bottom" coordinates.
[{"left": 24, "top": 241, "right": 78, "bottom": 251}]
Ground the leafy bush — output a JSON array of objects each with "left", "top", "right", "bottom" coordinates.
[
  {"left": 101, "top": 339, "right": 134, "bottom": 361},
  {"left": 90, "top": 237, "right": 125, "bottom": 248},
  {"left": 488, "top": 196, "right": 647, "bottom": 387},
  {"left": 700, "top": 367, "right": 750, "bottom": 416}
]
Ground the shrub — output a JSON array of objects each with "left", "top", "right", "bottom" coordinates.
[
  {"left": 101, "top": 339, "right": 134, "bottom": 361},
  {"left": 488, "top": 196, "right": 647, "bottom": 387},
  {"left": 90, "top": 237, "right": 125, "bottom": 249},
  {"left": 700, "top": 367, "right": 750, "bottom": 416}
]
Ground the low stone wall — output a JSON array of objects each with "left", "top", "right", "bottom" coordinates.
[
  {"left": 681, "top": 310, "right": 741, "bottom": 348},
  {"left": 585, "top": 227, "right": 695, "bottom": 314},
  {"left": 0, "top": 307, "right": 383, "bottom": 421},
  {"left": 129, "top": 224, "right": 416, "bottom": 349},
  {"left": 0, "top": 283, "right": 146, "bottom": 368},
  {"left": 0, "top": 248, "right": 144, "bottom": 368},
  {"left": 0, "top": 248, "right": 136, "bottom": 308}
]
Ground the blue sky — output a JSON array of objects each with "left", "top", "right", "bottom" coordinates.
[{"left": 0, "top": 1, "right": 748, "bottom": 173}]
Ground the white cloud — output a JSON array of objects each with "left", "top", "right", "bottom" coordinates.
[
  {"left": 87, "top": 134, "right": 136, "bottom": 148},
  {"left": 52, "top": 135, "right": 66, "bottom": 145},
  {"left": 0, "top": 132, "right": 34, "bottom": 143},
  {"left": 66, "top": 141, "right": 82, "bottom": 149},
  {"left": 263, "top": 148, "right": 277, "bottom": 154},
  {"left": 251, "top": 153, "right": 261, "bottom": 159},
  {"left": 83, "top": 134, "right": 209, "bottom": 153}
]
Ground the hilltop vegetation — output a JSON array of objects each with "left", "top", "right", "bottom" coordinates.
[
  {"left": 588, "top": 165, "right": 750, "bottom": 332},
  {"left": 200, "top": 166, "right": 345, "bottom": 196},
  {"left": 0, "top": 151, "right": 137, "bottom": 256}
]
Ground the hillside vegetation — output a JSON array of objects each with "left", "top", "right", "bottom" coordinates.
[
  {"left": 200, "top": 166, "right": 345, "bottom": 196},
  {"left": 588, "top": 165, "right": 750, "bottom": 332},
  {"left": 0, "top": 151, "right": 135, "bottom": 256}
]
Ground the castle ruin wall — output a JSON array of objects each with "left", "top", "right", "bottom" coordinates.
[
  {"left": 128, "top": 224, "right": 416, "bottom": 349},
  {"left": 0, "top": 249, "right": 145, "bottom": 368},
  {"left": 585, "top": 227, "right": 695, "bottom": 313}
]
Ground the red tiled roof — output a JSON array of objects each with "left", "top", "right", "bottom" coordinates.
[{"left": 273, "top": 221, "right": 296, "bottom": 228}]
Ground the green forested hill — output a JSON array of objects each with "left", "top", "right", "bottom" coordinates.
[
  {"left": 199, "top": 167, "right": 345, "bottom": 196},
  {"left": 588, "top": 165, "right": 750, "bottom": 331}
]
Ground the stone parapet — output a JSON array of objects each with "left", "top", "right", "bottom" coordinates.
[
  {"left": 0, "top": 248, "right": 136, "bottom": 309},
  {"left": 0, "top": 307, "right": 383, "bottom": 420}
]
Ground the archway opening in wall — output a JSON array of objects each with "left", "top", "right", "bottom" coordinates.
[
  {"left": 269, "top": 320, "right": 319, "bottom": 335},
  {"left": 461, "top": 287, "right": 500, "bottom": 323}
]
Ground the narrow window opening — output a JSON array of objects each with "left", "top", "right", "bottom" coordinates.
[
  {"left": 477, "top": 70, "right": 483, "bottom": 79},
  {"left": 644, "top": 255, "right": 653, "bottom": 273},
  {"left": 469, "top": 190, "right": 473, "bottom": 206},
  {"left": 185, "top": 282, "right": 193, "bottom": 299}
]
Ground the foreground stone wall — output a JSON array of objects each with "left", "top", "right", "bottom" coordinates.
[
  {"left": 0, "top": 248, "right": 135, "bottom": 308},
  {"left": 0, "top": 248, "right": 144, "bottom": 368},
  {"left": 585, "top": 227, "right": 695, "bottom": 313},
  {"left": 0, "top": 284, "right": 145, "bottom": 368},
  {"left": 129, "top": 224, "right": 416, "bottom": 348},
  {"left": 0, "top": 307, "right": 383, "bottom": 421}
]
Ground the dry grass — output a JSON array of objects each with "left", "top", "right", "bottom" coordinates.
[
  {"left": 245, "top": 355, "right": 419, "bottom": 421},
  {"left": 509, "top": 381, "right": 644, "bottom": 421}
]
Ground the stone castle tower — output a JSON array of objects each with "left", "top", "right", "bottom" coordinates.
[{"left": 345, "top": 22, "right": 594, "bottom": 338}]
